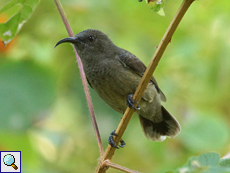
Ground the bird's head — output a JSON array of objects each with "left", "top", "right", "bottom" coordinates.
[{"left": 55, "top": 29, "right": 115, "bottom": 58}]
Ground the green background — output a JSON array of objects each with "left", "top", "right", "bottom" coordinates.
[{"left": 0, "top": 0, "right": 230, "bottom": 172}]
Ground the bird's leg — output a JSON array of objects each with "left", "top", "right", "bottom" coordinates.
[
  {"left": 108, "top": 130, "right": 126, "bottom": 149},
  {"left": 127, "top": 94, "right": 140, "bottom": 110}
]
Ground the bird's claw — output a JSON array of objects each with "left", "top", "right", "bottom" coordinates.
[
  {"left": 127, "top": 94, "right": 140, "bottom": 110},
  {"left": 108, "top": 130, "right": 126, "bottom": 149}
]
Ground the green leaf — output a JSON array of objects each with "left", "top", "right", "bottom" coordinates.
[
  {"left": 198, "top": 152, "right": 220, "bottom": 166},
  {"left": 145, "top": 0, "right": 170, "bottom": 13},
  {"left": 220, "top": 159, "right": 230, "bottom": 168},
  {"left": 0, "top": 0, "right": 40, "bottom": 45},
  {"left": 169, "top": 152, "right": 230, "bottom": 173}
]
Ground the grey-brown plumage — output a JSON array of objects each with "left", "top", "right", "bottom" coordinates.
[{"left": 55, "top": 29, "right": 181, "bottom": 142}]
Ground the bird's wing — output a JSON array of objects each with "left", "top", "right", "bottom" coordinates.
[{"left": 118, "top": 50, "right": 166, "bottom": 102}]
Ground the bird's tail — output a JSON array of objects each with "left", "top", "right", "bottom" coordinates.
[{"left": 138, "top": 106, "right": 181, "bottom": 142}]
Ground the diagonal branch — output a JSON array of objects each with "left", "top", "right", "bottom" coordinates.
[
  {"left": 95, "top": 0, "right": 195, "bottom": 172},
  {"left": 103, "top": 160, "right": 142, "bottom": 173},
  {"left": 54, "top": 0, "right": 104, "bottom": 156}
]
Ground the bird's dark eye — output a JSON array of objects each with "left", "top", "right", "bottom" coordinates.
[{"left": 88, "top": 36, "right": 95, "bottom": 42}]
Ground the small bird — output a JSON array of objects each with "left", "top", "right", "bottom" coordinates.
[{"left": 55, "top": 29, "right": 181, "bottom": 148}]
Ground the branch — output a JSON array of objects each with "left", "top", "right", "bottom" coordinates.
[
  {"left": 54, "top": 0, "right": 104, "bottom": 156},
  {"left": 103, "top": 160, "right": 142, "bottom": 173},
  {"left": 95, "top": 0, "right": 195, "bottom": 172}
]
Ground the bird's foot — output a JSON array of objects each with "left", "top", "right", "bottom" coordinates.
[
  {"left": 127, "top": 94, "right": 140, "bottom": 110},
  {"left": 108, "top": 130, "right": 126, "bottom": 149}
]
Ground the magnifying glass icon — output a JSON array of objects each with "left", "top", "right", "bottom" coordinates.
[{"left": 3, "top": 154, "right": 18, "bottom": 170}]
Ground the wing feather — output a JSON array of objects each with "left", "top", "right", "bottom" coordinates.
[{"left": 118, "top": 50, "right": 166, "bottom": 102}]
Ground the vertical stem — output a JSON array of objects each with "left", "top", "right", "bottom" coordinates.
[
  {"left": 54, "top": 0, "right": 104, "bottom": 156},
  {"left": 95, "top": 0, "right": 195, "bottom": 172}
]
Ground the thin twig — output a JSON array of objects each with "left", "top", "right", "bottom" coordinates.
[
  {"left": 95, "top": 0, "right": 195, "bottom": 172},
  {"left": 103, "top": 160, "right": 142, "bottom": 173},
  {"left": 54, "top": 0, "right": 104, "bottom": 156}
]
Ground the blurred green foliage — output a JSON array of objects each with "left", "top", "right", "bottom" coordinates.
[{"left": 0, "top": 0, "right": 230, "bottom": 172}]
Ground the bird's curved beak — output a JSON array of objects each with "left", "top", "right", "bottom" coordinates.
[{"left": 54, "top": 37, "right": 77, "bottom": 48}]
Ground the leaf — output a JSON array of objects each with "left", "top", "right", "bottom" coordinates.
[
  {"left": 198, "top": 152, "right": 220, "bottom": 166},
  {"left": 169, "top": 152, "right": 230, "bottom": 173},
  {"left": 220, "top": 159, "right": 230, "bottom": 168},
  {"left": 145, "top": 0, "right": 170, "bottom": 13},
  {"left": 0, "top": 0, "right": 40, "bottom": 45}
]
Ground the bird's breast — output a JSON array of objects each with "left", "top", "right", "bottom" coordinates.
[{"left": 83, "top": 59, "right": 135, "bottom": 113}]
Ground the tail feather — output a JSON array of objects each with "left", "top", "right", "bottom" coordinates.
[{"left": 139, "top": 106, "right": 181, "bottom": 142}]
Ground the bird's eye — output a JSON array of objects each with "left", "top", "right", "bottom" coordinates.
[{"left": 88, "top": 36, "right": 95, "bottom": 42}]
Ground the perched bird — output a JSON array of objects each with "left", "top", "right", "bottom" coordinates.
[{"left": 55, "top": 29, "right": 181, "bottom": 148}]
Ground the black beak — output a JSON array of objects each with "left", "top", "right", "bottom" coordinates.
[{"left": 54, "top": 37, "right": 77, "bottom": 48}]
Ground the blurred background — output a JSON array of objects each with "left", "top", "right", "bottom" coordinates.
[{"left": 0, "top": 0, "right": 230, "bottom": 172}]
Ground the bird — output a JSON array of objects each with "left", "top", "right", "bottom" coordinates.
[{"left": 55, "top": 29, "right": 181, "bottom": 148}]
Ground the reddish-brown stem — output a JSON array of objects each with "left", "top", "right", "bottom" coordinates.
[{"left": 54, "top": 0, "right": 104, "bottom": 156}]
